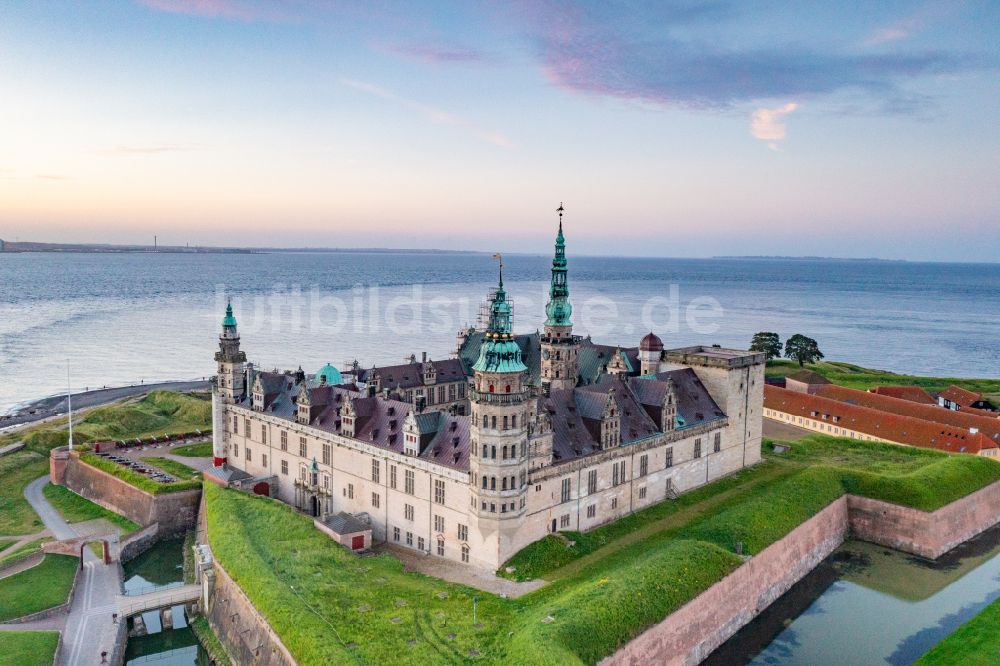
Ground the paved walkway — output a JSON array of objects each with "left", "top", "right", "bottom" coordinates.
[
  {"left": 21, "top": 474, "right": 123, "bottom": 666},
  {"left": 117, "top": 585, "right": 201, "bottom": 616},
  {"left": 378, "top": 544, "right": 547, "bottom": 598},
  {"left": 0, "top": 527, "right": 52, "bottom": 563}
]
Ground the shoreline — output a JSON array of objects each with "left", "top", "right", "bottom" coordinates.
[{"left": 0, "top": 379, "right": 211, "bottom": 429}]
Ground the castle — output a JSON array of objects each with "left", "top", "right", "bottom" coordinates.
[{"left": 209, "top": 209, "right": 765, "bottom": 570}]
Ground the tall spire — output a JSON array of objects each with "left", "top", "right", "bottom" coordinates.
[
  {"left": 473, "top": 255, "right": 527, "bottom": 373},
  {"left": 222, "top": 298, "right": 237, "bottom": 329},
  {"left": 545, "top": 203, "right": 572, "bottom": 327}
]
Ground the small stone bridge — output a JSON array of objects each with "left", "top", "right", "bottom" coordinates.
[{"left": 118, "top": 584, "right": 202, "bottom": 618}]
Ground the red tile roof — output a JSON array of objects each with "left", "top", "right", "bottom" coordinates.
[
  {"left": 765, "top": 385, "right": 996, "bottom": 454},
  {"left": 939, "top": 385, "right": 983, "bottom": 408},
  {"left": 870, "top": 385, "right": 937, "bottom": 405}
]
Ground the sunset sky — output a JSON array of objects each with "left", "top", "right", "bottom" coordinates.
[{"left": 1, "top": 1, "right": 998, "bottom": 260}]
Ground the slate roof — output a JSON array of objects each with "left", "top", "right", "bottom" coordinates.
[
  {"left": 765, "top": 385, "right": 997, "bottom": 454},
  {"left": 870, "top": 385, "right": 937, "bottom": 405},
  {"left": 354, "top": 358, "right": 466, "bottom": 391},
  {"left": 645, "top": 369, "right": 726, "bottom": 430},
  {"left": 237, "top": 372, "right": 470, "bottom": 471},
  {"left": 322, "top": 511, "right": 370, "bottom": 535},
  {"left": 459, "top": 331, "right": 541, "bottom": 384},
  {"left": 816, "top": 384, "right": 1000, "bottom": 444}
]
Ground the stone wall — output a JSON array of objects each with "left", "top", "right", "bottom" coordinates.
[
  {"left": 604, "top": 480, "right": 1000, "bottom": 665},
  {"left": 206, "top": 559, "right": 297, "bottom": 666},
  {"left": 603, "top": 497, "right": 849, "bottom": 666},
  {"left": 60, "top": 450, "right": 200, "bottom": 536},
  {"left": 119, "top": 523, "right": 160, "bottom": 563},
  {"left": 848, "top": 480, "right": 1000, "bottom": 559}
]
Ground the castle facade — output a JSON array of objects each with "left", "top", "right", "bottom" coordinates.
[{"left": 210, "top": 209, "right": 764, "bottom": 570}]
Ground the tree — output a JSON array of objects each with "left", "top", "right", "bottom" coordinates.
[
  {"left": 749, "top": 332, "right": 782, "bottom": 361},
  {"left": 784, "top": 334, "right": 824, "bottom": 367}
]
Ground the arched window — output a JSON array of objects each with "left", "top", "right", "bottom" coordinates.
[
  {"left": 489, "top": 384, "right": 495, "bottom": 393},
  {"left": 490, "top": 477, "right": 496, "bottom": 490},
  {"left": 437, "top": 537, "right": 444, "bottom": 556},
  {"left": 512, "top": 415, "right": 517, "bottom": 429},
  {"left": 502, "top": 445, "right": 508, "bottom": 459},
  {"left": 505, "top": 384, "right": 511, "bottom": 393},
  {"left": 482, "top": 415, "right": 488, "bottom": 429},
  {"left": 482, "top": 476, "right": 487, "bottom": 489},
  {"left": 502, "top": 477, "right": 508, "bottom": 491},
  {"left": 510, "top": 476, "right": 516, "bottom": 489},
  {"left": 461, "top": 544, "right": 469, "bottom": 563}
]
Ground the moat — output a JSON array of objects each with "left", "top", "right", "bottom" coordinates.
[
  {"left": 707, "top": 525, "right": 1000, "bottom": 665},
  {"left": 123, "top": 537, "right": 209, "bottom": 665}
]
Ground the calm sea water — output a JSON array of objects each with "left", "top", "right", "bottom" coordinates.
[{"left": 1, "top": 252, "right": 998, "bottom": 414}]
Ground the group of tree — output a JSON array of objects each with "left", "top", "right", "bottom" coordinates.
[{"left": 749, "top": 331, "right": 824, "bottom": 366}]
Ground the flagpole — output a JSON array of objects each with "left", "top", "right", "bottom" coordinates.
[{"left": 67, "top": 362, "right": 73, "bottom": 451}]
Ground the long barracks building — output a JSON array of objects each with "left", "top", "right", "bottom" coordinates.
[{"left": 209, "top": 209, "right": 765, "bottom": 570}]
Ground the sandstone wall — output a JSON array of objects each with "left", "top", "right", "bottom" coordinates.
[
  {"left": 61, "top": 451, "right": 200, "bottom": 536},
  {"left": 848, "top": 480, "right": 1000, "bottom": 559},
  {"left": 206, "top": 560, "right": 297, "bottom": 666},
  {"left": 603, "top": 496, "right": 849, "bottom": 666}
]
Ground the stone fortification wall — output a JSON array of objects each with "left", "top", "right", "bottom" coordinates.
[{"left": 59, "top": 450, "right": 200, "bottom": 536}]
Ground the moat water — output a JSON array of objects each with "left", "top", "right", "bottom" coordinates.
[
  {"left": 2, "top": 252, "right": 999, "bottom": 413},
  {"left": 706, "top": 525, "right": 1000, "bottom": 665},
  {"left": 123, "top": 538, "right": 209, "bottom": 665}
]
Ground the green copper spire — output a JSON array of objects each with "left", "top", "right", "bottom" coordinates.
[
  {"left": 473, "top": 255, "right": 528, "bottom": 374},
  {"left": 545, "top": 203, "right": 572, "bottom": 327},
  {"left": 222, "top": 300, "right": 237, "bottom": 329}
]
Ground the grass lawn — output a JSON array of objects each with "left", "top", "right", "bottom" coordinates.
[
  {"left": 80, "top": 453, "right": 201, "bottom": 495},
  {"left": 0, "top": 390, "right": 210, "bottom": 537},
  {"left": 0, "top": 554, "right": 78, "bottom": 622},
  {"left": 206, "top": 434, "right": 1000, "bottom": 665},
  {"left": 0, "top": 537, "right": 53, "bottom": 569},
  {"left": 765, "top": 359, "right": 1000, "bottom": 397},
  {"left": 171, "top": 441, "right": 213, "bottom": 457},
  {"left": 916, "top": 596, "right": 1000, "bottom": 665},
  {"left": 143, "top": 456, "right": 201, "bottom": 480},
  {"left": 0, "top": 537, "right": 17, "bottom": 551},
  {"left": 42, "top": 482, "right": 139, "bottom": 533},
  {"left": 0, "top": 631, "right": 60, "bottom": 666}
]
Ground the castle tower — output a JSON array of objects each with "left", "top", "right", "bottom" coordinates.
[
  {"left": 639, "top": 332, "right": 664, "bottom": 375},
  {"left": 468, "top": 259, "right": 531, "bottom": 567},
  {"left": 540, "top": 204, "right": 580, "bottom": 393},
  {"left": 212, "top": 300, "right": 246, "bottom": 467}
]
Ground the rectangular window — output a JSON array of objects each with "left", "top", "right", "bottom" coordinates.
[
  {"left": 587, "top": 469, "right": 597, "bottom": 494},
  {"left": 694, "top": 439, "right": 702, "bottom": 459},
  {"left": 404, "top": 469, "right": 415, "bottom": 495},
  {"left": 434, "top": 514, "right": 444, "bottom": 533},
  {"left": 261, "top": 454, "right": 267, "bottom": 467},
  {"left": 347, "top": 483, "right": 354, "bottom": 499},
  {"left": 639, "top": 454, "right": 648, "bottom": 477},
  {"left": 612, "top": 460, "right": 626, "bottom": 486},
  {"left": 261, "top": 425, "right": 267, "bottom": 445},
  {"left": 372, "top": 492, "right": 380, "bottom": 509},
  {"left": 299, "top": 437, "right": 307, "bottom": 458},
  {"left": 244, "top": 418, "right": 251, "bottom": 437},
  {"left": 390, "top": 465, "right": 397, "bottom": 489},
  {"left": 586, "top": 504, "right": 596, "bottom": 518},
  {"left": 666, "top": 447, "right": 674, "bottom": 468},
  {"left": 417, "top": 536, "right": 425, "bottom": 551},
  {"left": 372, "top": 459, "right": 380, "bottom": 483},
  {"left": 233, "top": 415, "right": 238, "bottom": 434},
  {"left": 233, "top": 444, "right": 238, "bottom": 458},
  {"left": 281, "top": 459, "right": 288, "bottom": 475},
  {"left": 434, "top": 479, "right": 445, "bottom": 505},
  {"left": 245, "top": 446, "right": 251, "bottom": 461},
  {"left": 393, "top": 526, "right": 400, "bottom": 542},
  {"left": 280, "top": 430, "right": 288, "bottom": 451},
  {"left": 437, "top": 538, "right": 445, "bottom": 556},
  {"left": 459, "top": 383, "right": 466, "bottom": 398},
  {"left": 560, "top": 514, "right": 570, "bottom": 528},
  {"left": 322, "top": 443, "right": 331, "bottom": 466},
  {"left": 560, "top": 478, "right": 571, "bottom": 503},
  {"left": 405, "top": 504, "right": 414, "bottom": 521},
  {"left": 714, "top": 432, "right": 722, "bottom": 453},
  {"left": 323, "top": 474, "right": 329, "bottom": 489},
  {"left": 406, "top": 531, "right": 413, "bottom": 546},
  {"left": 639, "top": 486, "right": 647, "bottom": 500},
  {"left": 461, "top": 545, "right": 469, "bottom": 562},
  {"left": 611, "top": 497, "right": 618, "bottom": 510},
  {"left": 458, "top": 524, "right": 468, "bottom": 541}
]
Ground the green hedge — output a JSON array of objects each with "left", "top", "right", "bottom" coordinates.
[{"left": 80, "top": 453, "right": 201, "bottom": 495}]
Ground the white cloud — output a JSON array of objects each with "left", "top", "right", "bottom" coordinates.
[{"left": 750, "top": 103, "right": 799, "bottom": 145}]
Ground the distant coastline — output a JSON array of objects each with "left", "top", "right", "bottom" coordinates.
[
  {"left": 0, "top": 240, "right": 485, "bottom": 255},
  {"left": 713, "top": 255, "right": 909, "bottom": 263}
]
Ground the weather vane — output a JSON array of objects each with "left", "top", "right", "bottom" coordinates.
[{"left": 492, "top": 252, "right": 503, "bottom": 269}]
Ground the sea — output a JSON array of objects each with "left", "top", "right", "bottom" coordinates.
[{"left": 1, "top": 251, "right": 998, "bottom": 415}]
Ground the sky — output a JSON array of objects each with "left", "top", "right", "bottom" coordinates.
[{"left": 1, "top": 1, "right": 998, "bottom": 261}]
